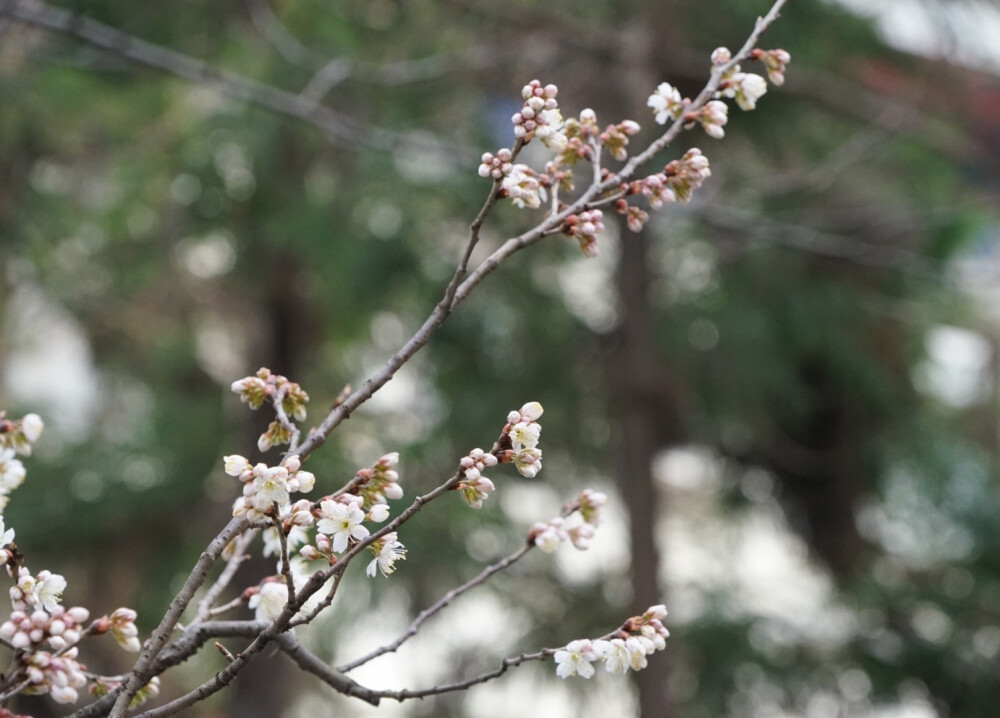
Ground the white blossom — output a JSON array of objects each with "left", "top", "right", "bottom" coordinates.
[
  {"left": 249, "top": 581, "right": 287, "bottom": 622},
  {"left": 316, "top": 500, "right": 369, "bottom": 553}
]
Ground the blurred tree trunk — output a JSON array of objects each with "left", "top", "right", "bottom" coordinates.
[{"left": 610, "top": 223, "right": 680, "bottom": 718}]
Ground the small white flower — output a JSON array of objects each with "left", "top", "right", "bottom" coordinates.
[
  {"left": 316, "top": 500, "right": 369, "bottom": 553},
  {"left": 366, "top": 532, "right": 407, "bottom": 577},
  {"left": 249, "top": 581, "right": 287, "bottom": 622},
  {"left": 554, "top": 639, "right": 605, "bottom": 679},
  {"left": 35, "top": 572, "right": 67, "bottom": 612}
]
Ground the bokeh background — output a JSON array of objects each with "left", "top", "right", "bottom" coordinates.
[{"left": 2, "top": 0, "right": 1000, "bottom": 716}]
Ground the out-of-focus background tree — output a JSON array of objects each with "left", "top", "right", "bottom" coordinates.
[{"left": 1, "top": 0, "right": 999, "bottom": 716}]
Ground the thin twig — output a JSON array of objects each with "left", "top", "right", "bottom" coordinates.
[
  {"left": 338, "top": 542, "right": 533, "bottom": 672},
  {"left": 193, "top": 529, "right": 256, "bottom": 624}
]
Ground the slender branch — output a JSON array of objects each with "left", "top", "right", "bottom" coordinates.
[
  {"left": 193, "top": 529, "right": 256, "bottom": 624},
  {"left": 382, "top": 649, "right": 554, "bottom": 701},
  {"left": 272, "top": 384, "right": 301, "bottom": 452},
  {"left": 108, "top": 517, "right": 248, "bottom": 717},
  {"left": 339, "top": 542, "right": 533, "bottom": 672},
  {"left": 246, "top": 0, "right": 321, "bottom": 69}
]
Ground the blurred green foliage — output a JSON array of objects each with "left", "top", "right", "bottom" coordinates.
[{"left": 1, "top": 0, "right": 999, "bottom": 716}]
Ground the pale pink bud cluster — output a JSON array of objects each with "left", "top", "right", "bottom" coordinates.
[
  {"left": 457, "top": 448, "right": 498, "bottom": 509},
  {"left": 600, "top": 119, "right": 642, "bottom": 161},
  {"left": 531, "top": 518, "right": 568, "bottom": 553},
  {"left": 562, "top": 209, "right": 604, "bottom": 258},
  {"left": 501, "top": 164, "right": 546, "bottom": 209},
  {"left": 0, "top": 413, "right": 44, "bottom": 458},
  {"left": 554, "top": 109, "right": 600, "bottom": 166},
  {"left": 635, "top": 172, "right": 677, "bottom": 210},
  {"left": 663, "top": 148, "right": 711, "bottom": 203},
  {"left": 554, "top": 604, "right": 669, "bottom": 679},
  {"left": 757, "top": 48, "right": 791, "bottom": 86},
  {"left": 10, "top": 568, "right": 66, "bottom": 613},
  {"left": 225, "top": 454, "right": 316, "bottom": 521},
  {"left": 22, "top": 647, "right": 87, "bottom": 703},
  {"left": 366, "top": 532, "right": 407, "bottom": 577},
  {"left": 353, "top": 452, "right": 403, "bottom": 508},
  {"left": 478, "top": 148, "right": 514, "bottom": 179},
  {"left": 615, "top": 200, "right": 650, "bottom": 233},
  {"left": 530, "top": 487, "right": 605, "bottom": 553},
  {"left": 647, "top": 82, "right": 685, "bottom": 126},
  {"left": 514, "top": 80, "right": 565, "bottom": 149},
  {"left": 698, "top": 100, "right": 728, "bottom": 139},
  {"left": 106, "top": 607, "right": 141, "bottom": 652},
  {"left": 0, "top": 605, "right": 89, "bottom": 651}
]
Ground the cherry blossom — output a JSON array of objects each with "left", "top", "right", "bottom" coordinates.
[
  {"left": 554, "top": 639, "right": 606, "bottom": 679},
  {"left": 366, "top": 532, "right": 407, "bottom": 577},
  {"left": 316, "top": 499, "right": 369, "bottom": 553},
  {"left": 248, "top": 580, "right": 287, "bottom": 622},
  {"left": 647, "top": 82, "right": 684, "bottom": 125}
]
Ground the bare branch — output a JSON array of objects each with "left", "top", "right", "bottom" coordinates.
[
  {"left": 339, "top": 542, "right": 534, "bottom": 672},
  {"left": 193, "top": 529, "right": 256, "bottom": 624},
  {"left": 275, "top": 634, "right": 381, "bottom": 705},
  {"left": 108, "top": 517, "right": 249, "bottom": 716}
]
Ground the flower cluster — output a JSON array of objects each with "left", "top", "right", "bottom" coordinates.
[
  {"left": 352, "top": 452, "right": 404, "bottom": 509},
  {"left": 529, "top": 488, "right": 606, "bottom": 553},
  {"left": 502, "top": 401, "right": 544, "bottom": 477},
  {"left": 456, "top": 448, "right": 498, "bottom": 509},
  {"left": 754, "top": 48, "right": 791, "bottom": 86},
  {"left": 501, "top": 164, "right": 546, "bottom": 209},
  {"left": 562, "top": 209, "right": 605, "bottom": 258},
  {"left": 230, "top": 368, "right": 310, "bottom": 452},
  {"left": 10, "top": 569, "right": 66, "bottom": 613},
  {"left": 712, "top": 46, "right": 770, "bottom": 111},
  {"left": 226, "top": 454, "right": 316, "bottom": 521},
  {"left": 513, "top": 80, "right": 565, "bottom": 149},
  {"left": 554, "top": 604, "right": 669, "bottom": 679},
  {"left": 0, "top": 413, "right": 151, "bottom": 708},
  {"left": 478, "top": 148, "right": 513, "bottom": 180}
]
